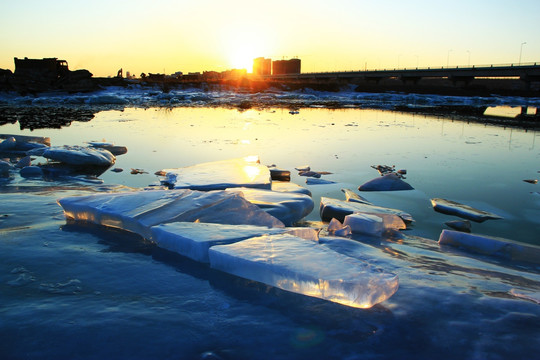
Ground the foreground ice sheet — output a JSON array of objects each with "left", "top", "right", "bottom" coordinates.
[
  {"left": 438, "top": 229, "right": 540, "bottom": 264},
  {"left": 225, "top": 187, "right": 314, "bottom": 226},
  {"left": 150, "top": 222, "right": 286, "bottom": 263},
  {"left": 320, "top": 196, "right": 414, "bottom": 224},
  {"left": 209, "top": 233, "right": 399, "bottom": 308},
  {"left": 41, "top": 145, "right": 116, "bottom": 166},
  {"left": 161, "top": 157, "right": 272, "bottom": 190},
  {"left": 431, "top": 198, "right": 503, "bottom": 222},
  {"left": 58, "top": 189, "right": 284, "bottom": 239}
]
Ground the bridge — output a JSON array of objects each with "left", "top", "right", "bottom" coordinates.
[
  {"left": 261, "top": 62, "right": 540, "bottom": 96},
  {"left": 266, "top": 62, "right": 540, "bottom": 83}
]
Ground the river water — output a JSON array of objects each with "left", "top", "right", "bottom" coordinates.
[{"left": 1, "top": 106, "right": 539, "bottom": 360}]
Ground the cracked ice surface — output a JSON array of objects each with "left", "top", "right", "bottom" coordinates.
[
  {"left": 225, "top": 187, "right": 314, "bottom": 226},
  {"left": 150, "top": 222, "right": 287, "bottom": 263},
  {"left": 58, "top": 189, "right": 284, "bottom": 240},
  {"left": 161, "top": 157, "right": 272, "bottom": 191},
  {"left": 208, "top": 233, "right": 399, "bottom": 308}
]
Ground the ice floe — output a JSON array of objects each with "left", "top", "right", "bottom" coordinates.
[
  {"left": 161, "top": 157, "right": 272, "bottom": 191},
  {"left": 438, "top": 229, "right": 540, "bottom": 264},
  {"left": 306, "top": 178, "right": 336, "bottom": 185},
  {"left": 87, "top": 141, "right": 128, "bottom": 155},
  {"left": 358, "top": 173, "right": 414, "bottom": 191},
  {"left": 343, "top": 213, "right": 406, "bottom": 236},
  {"left": 42, "top": 145, "right": 116, "bottom": 167},
  {"left": 20, "top": 166, "right": 43, "bottom": 178},
  {"left": 58, "top": 189, "right": 285, "bottom": 240},
  {"left": 208, "top": 233, "right": 399, "bottom": 308},
  {"left": 225, "top": 187, "right": 314, "bottom": 226},
  {"left": 150, "top": 222, "right": 286, "bottom": 263},
  {"left": 320, "top": 196, "right": 414, "bottom": 224},
  {"left": 431, "top": 198, "right": 503, "bottom": 222},
  {"left": 341, "top": 188, "right": 372, "bottom": 204}
]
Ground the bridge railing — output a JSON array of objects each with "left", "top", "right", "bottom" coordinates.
[{"left": 293, "top": 62, "right": 539, "bottom": 76}]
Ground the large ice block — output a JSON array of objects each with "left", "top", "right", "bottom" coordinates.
[
  {"left": 58, "top": 189, "right": 284, "bottom": 239},
  {"left": 438, "top": 229, "right": 540, "bottom": 264},
  {"left": 226, "top": 187, "right": 314, "bottom": 226},
  {"left": 320, "top": 196, "right": 414, "bottom": 224},
  {"left": 42, "top": 145, "right": 116, "bottom": 167},
  {"left": 161, "top": 157, "right": 272, "bottom": 191},
  {"left": 431, "top": 198, "right": 503, "bottom": 222},
  {"left": 209, "top": 233, "right": 399, "bottom": 308},
  {"left": 150, "top": 222, "right": 287, "bottom": 263}
]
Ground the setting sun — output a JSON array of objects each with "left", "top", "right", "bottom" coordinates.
[{"left": 228, "top": 46, "right": 257, "bottom": 72}]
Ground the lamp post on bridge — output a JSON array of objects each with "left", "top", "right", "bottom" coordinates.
[{"left": 519, "top": 42, "right": 527, "bottom": 65}]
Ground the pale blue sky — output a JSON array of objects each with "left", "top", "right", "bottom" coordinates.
[{"left": 1, "top": 0, "right": 538, "bottom": 76}]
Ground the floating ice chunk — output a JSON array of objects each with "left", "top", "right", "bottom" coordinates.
[
  {"left": 306, "top": 178, "right": 336, "bottom": 185},
  {"left": 327, "top": 218, "right": 352, "bottom": 237},
  {"left": 295, "top": 165, "right": 310, "bottom": 172},
  {"left": 431, "top": 198, "right": 503, "bottom": 222},
  {"left": 358, "top": 173, "right": 414, "bottom": 191},
  {"left": 20, "top": 166, "right": 43, "bottom": 178},
  {"left": 268, "top": 167, "right": 290, "bottom": 181},
  {"left": 150, "top": 222, "right": 287, "bottom": 263},
  {"left": 42, "top": 146, "right": 116, "bottom": 167},
  {"left": 271, "top": 181, "right": 312, "bottom": 196},
  {"left": 58, "top": 189, "right": 284, "bottom": 240},
  {"left": 161, "top": 157, "right": 271, "bottom": 191},
  {"left": 0, "top": 160, "right": 11, "bottom": 176},
  {"left": 438, "top": 229, "right": 540, "bottom": 264},
  {"left": 15, "top": 156, "right": 31, "bottom": 168},
  {"left": 0, "top": 137, "right": 16, "bottom": 151},
  {"left": 445, "top": 219, "right": 472, "bottom": 233},
  {"left": 320, "top": 196, "right": 414, "bottom": 224},
  {"left": 87, "top": 141, "right": 128, "bottom": 155},
  {"left": 226, "top": 187, "right": 314, "bottom": 226},
  {"left": 343, "top": 213, "right": 384, "bottom": 236},
  {"left": 0, "top": 134, "right": 50, "bottom": 146},
  {"left": 341, "top": 188, "right": 372, "bottom": 204},
  {"left": 208, "top": 233, "right": 399, "bottom": 308}
]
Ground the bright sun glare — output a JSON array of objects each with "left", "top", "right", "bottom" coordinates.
[{"left": 229, "top": 46, "right": 257, "bottom": 72}]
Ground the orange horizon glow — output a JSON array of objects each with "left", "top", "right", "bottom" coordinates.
[{"left": 1, "top": 1, "right": 539, "bottom": 78}]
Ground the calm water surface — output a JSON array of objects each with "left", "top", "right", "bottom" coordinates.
[{"left": 1, "top": 107, "right": 539, "bottom": 360}]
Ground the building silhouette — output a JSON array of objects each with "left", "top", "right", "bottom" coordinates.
[
  {"left": 272, "top": 58, "right": 301, "bottom": 75},
  {"left": 253, "top": 57, "right": 272, "bottom": 75}
]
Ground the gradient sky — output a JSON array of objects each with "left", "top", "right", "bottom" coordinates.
[{"left": 1, "top": 0, "right": 539, "bottom": 77}]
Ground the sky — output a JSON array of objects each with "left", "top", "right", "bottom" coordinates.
[{"left": 1, "top": 0, "right": 539, "bottom": 77}]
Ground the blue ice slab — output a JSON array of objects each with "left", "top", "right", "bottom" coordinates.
[
  {"left": 320, "top": 196, "right": 414, "bottom": 224},
  {"left": 150, "top": 222, "right": 287, "bottom": 263},
  {"left": 226, "top": 187, "right": 314, "bottom": 226},
  {"left": 161, "top": 157, "right": 272, "bottom": 191},
  {"left": 438, "top": 229, "right": 540, "bottom": 264},
  {"left": 58, "top": 189, "right": 284, "bottom": 239},
  {"left": 209, "top": 233, "right": 399, "bottom": 308},
  {"left": 431, "top": 198, "right": 503, "bottom": 222},
  {"left": 42, "top": 145, "right": 116, "bottom": 167}
]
